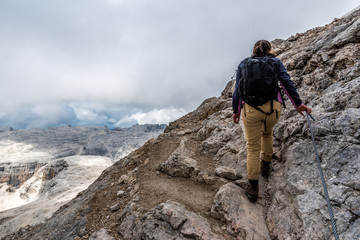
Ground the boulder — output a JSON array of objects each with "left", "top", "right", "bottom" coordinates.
[
  {"left": 215, "top": 166, "right": 239, "bottom": 180},
  {"left": 119, "top": 201, "right": 222, "bottom": 240},
  {"left": 89, "top": 228, "right": 114, "bottom": 240},
  {"left": 157, "top": 139, "right": 199, "bottom": 178},
  {"left": 211, "top": 183, "right": 270, "bottom": 239}
]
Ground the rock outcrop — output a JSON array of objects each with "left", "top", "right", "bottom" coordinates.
[
  {"left": 42, "top": 159, "right": 69, "bottom": 181},
  {"left": 118, "top": 201, "right": 223, "bottom": 240},
  {"left": 0, "top": 162, "right": 45, "bottom": 189},
  {"left": 211, "top": 183, "right": 271, "bottom": 239},
  {"left": 3, "top": 7, "right": 360, "bottom": 240}
]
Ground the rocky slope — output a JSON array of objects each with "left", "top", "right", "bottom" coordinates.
[{"left": 3, "top": 7, "right": 360, "bottom": 240}]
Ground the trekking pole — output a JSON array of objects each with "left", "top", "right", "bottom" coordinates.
[{"left": 305, "top": 112, "right": 339, "bottom": 240}]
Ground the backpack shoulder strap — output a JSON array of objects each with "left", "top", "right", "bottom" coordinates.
[{"left": 242, "top": 57, "right": 252, "bottom": 68}]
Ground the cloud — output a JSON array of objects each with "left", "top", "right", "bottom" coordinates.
[
  {"left": 0, "top": 1, "right": 358, "bottom": 128},
  {"left": 0, "top": 104, "right": 76, "bottom": 129},
  {"left": 69, "top": 103, "right": 187, "bottom": 128},
  {"left": 0, "top": 101, "right": 186, "bottom": 129},
  {"left": 115, "top": 108, "right": 187, "bottom": 127}
]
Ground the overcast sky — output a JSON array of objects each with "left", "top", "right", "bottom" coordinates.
[{"left": 0, "top": 0, "right": 358, "bottom": 129}]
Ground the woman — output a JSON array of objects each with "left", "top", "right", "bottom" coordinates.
[{"left": 232, "top": 40, "right": 312, "bottom": 203}]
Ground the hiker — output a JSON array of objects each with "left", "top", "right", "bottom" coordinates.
[{"left": 232, "top": 40, "right": 312, "bottom": 203}]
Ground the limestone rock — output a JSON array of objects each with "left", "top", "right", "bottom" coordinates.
[
  {"left": 157, "top": 139, "right": 218, "bottom": 185},
  {"left": 195, "top": 171, "right": 217, "bottom": 185},
  {"left": 211, "top": 183, "right": 271, "bottom": 239},
  {"left": 215, "top": 166, "right": 238, "bottom": 180},
  {"left": 157, "top": 139, "right": 198, "bottom": 178},
  {"left": 266, "top": 190, "right": 302, "bottom": 240},
  {"left": 221, "top": 79, "right": 235, "bottom": 98},
  {"left": 339, "top": 218, "right": 360, "bottom": 240},
  {"left": 42, "top": 159, "right": 69, "bottom": 181},
  {"left": 177, "top": 130, "right": 186, "bottom": 136},
  {"left": 89, "top": 228, "right": 114, "bottom": 240},
  {"left": 155, "top": 201, "right": 222, "bottom": 239},
  {"left": 117, "top": 190, "right": 126, "bottom": 197},
  {"left": 331, "top": 18, "right": 360, "bottom": 48},
  {"left": 119, "top": 201, "right": 222, "bottom": 240},
  {"left": 109, "top": 203, "right": 120, "bottom": 212},
  {"left": 0, "top": 162, "right": 46, "bottom": 188}
]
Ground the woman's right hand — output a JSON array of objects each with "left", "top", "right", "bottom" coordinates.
[
  {"left": 233, "top": 113, "right": 240, "bottom": 124},
  {"left": 296, "top": 104, "right": 312, "bottom": 116}
]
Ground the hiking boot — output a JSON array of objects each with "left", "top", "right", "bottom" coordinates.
[
  {"left": 245, "top": 180, "right": 258, "bottom": 203},
  {"left": 261, "top": 160, "right": 271, "bottom": 178}
]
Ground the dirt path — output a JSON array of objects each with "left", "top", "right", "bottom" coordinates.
[
  {"left": 85, "top": 126, "right": 234, "bottom": 239},
  {"left": 137, "top": 133, "right": 219, "bottom": 211},
  {"left": 84, "top": 100, "right": 237, "bottom": 239}
]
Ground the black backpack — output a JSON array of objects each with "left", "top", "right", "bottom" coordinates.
[{"left": 238, "top": 56, "right": 279, "bottom": 115}]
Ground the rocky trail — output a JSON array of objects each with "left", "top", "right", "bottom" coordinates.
[
  {"left": 83, "top": 101, "right": 275, "bottom": 240},
  {"left": 3, "top": 6, "right": 360, "bottom": 240}
]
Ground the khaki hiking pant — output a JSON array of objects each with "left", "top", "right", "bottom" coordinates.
[{"left": 242, "top": 101, "right": 282, "bottom": 180}]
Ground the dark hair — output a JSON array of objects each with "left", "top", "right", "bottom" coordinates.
[{"left": 252, "top": 40, "right": 276, "bottom": 57}]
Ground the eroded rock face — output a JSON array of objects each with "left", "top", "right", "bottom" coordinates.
[
  {"left": 211, "top": 183, "right": 271, "bottom": 240},
  {"left": 0, "top": 162, "right": 45, "bottom": 188},
  {"left": 157, "top": 138, "right": 198, "bottom": 178},
  {"left": 119, "top": 201, "right": 222, "bottom": 240},
  {"left": 157, "top": 138, "right": 217, "bottom": 185},
  {"left": 214, "top": 166, "right": 239, "bottom": 180},
  {"left": 42, "top": 159, "right": 68, "bottom": 181},
  {"left": 265, "top": 9, "right": 360, "bottom": 240}
]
